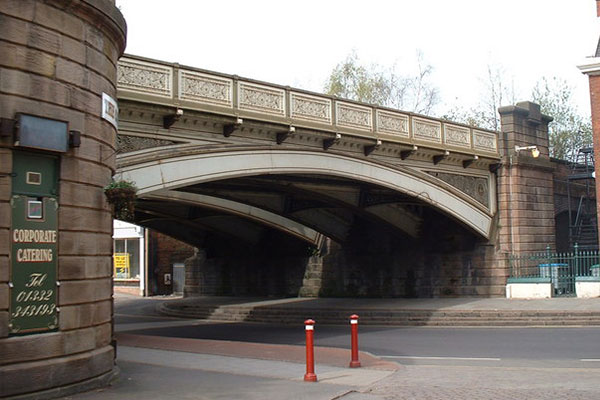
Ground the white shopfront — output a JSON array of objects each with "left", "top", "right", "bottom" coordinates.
[{"left": 113, "top": 220, "right": 146, "bottom": 296}]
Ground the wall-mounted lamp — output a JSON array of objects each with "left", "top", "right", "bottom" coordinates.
[
  {"left": 163, "top": 108, "right": 183, "bottom": 129},
  {"left": 276, "top": 126, "right": 295, "bottom": 144},
  {"left": 462, "top": 155, "right": 479, "bottom": 169},
  {"left": 364, "top": 139, "right": 382, "bottom": 156},
  {"left": 0, "top": 118, "right": 15, "bottom": 137},
  {"left": 433, "top": 150, "right": 450, "bottom": 165},
  {"left": 514, "top": 145, "right": 540, "bottom": 158},
  {"left": 400, "top": 145, "right": 418, "bottom": 160},
  {"left": 69, "top": 130, "right": 81, "bottom": 148},
  {"left": 323, "top": 133, "right": 341, "bottom": 150},
  {"left": 223, "top": 117, "right": 243, "bottom": 137}
]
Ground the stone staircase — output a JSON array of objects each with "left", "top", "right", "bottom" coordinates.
[{"left": 158, "top": 302, "right": 600, "bottom": 327}]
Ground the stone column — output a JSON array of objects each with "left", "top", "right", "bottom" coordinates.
[
  {"left": 183, "top": 248, "right": 206, "bottom": 297},
  {"left": 497, "top": 102, "right": 556, "bottom": 253},
  {"left": 298, "top": 255, "right": 324, "bottom": 297},
  {"left": 0, "top": 1, "right": 126, "bottom": 397}
]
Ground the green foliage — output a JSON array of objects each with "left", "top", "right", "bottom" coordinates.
[
  {"left": 441, "top": 68, "right": 591, "bottom": 162},
  {"left": 441, "top": 106, "right": 490, "bottom": 128},
  {"left": 532, "top": 77, "right": 592, "bottom": 161},
  {"left": 441, "top": 64, "right": 515, "bottom": 131},
  {"left": 104, "top": 179, "right": 137, "bottom": 221},
  {"left": 325, "top": 52, "right": 390, "bottom": 106},
  {"left": 104, "top": 179, "right": 137, "bottom": 191},
  {"left": 324, "top": 51, "right": 439, "bottom": 115}
]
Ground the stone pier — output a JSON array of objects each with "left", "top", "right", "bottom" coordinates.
[{"left": 0, "top": 1, "right": 126, "bottom": 397}]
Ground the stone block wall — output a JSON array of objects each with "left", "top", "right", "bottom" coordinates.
[
  {"left": 0, "top": 1, "right": 126, "bottom": 397},
  {"left": 0, "top": 149, "right": 11, "bottom": 337},
  {"left": 497, "top": 102, "right": 556, "bottom": 254},
  {"left": 184, "top": 233, "right": 308, "bottom": 297},
  {"left": 184, "top": 216, "right": 507, "bottom": 299},
  {"left": 313, "top": 218, "right": 506, "bottom": 298}
]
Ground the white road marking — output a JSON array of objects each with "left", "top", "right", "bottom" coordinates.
[
  {"left": 580, "top": 359, "right": 600, "bottom": 362},
  {"left": 381, "top": 355, "right": 501, "bottom": 361}
]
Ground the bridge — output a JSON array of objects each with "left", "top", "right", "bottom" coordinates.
[
  {"left": 0, "top": 3, "right": 577, "bottom": 398},
  {"left": 114, "top": 55, "right": 546, "bottom": 298}
]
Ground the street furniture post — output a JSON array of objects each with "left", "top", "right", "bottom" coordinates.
[
  {"left": 304, "top": 319, "right": 317, "bottom": 382},
  {"left": 349, "top": 314, "right": 361, "bottom": 368}
]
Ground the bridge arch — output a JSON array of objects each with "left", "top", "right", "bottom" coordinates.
[{"left": 118, "top": 148, "right": 493, "bottom": 238}]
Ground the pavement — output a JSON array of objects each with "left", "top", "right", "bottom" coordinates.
[
  {"left": 64, "top": 328, "right": 399, "bottom": 400},
  {"left": 59, "top": 295, "right": 600, "bottom": 399},
  {"left": 157, "top": 294, "right": 600, "bottom": 312}
]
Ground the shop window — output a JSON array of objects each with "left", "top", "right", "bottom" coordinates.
[{"left": 113, "top": 238, "right": 140, "bottom": 279}]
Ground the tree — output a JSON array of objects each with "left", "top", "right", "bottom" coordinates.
[
  {"left": 441, "top": 64, "right": 515, "bottom": 131},
  {"left": 532, "top": 77, "right": 592, "bottom": 161},
  {"left": 324, "top": 51, "right": 440, "bottom": 115},
  {"left": 324, "top": 52, "right": 390, "bottom": 106},
  {"left": 441, "top": 68, "right": 591, "bottom": 162}
]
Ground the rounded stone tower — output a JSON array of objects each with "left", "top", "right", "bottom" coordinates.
[{"left": 0, "top": 0, "right": 126, "bottom": 397}]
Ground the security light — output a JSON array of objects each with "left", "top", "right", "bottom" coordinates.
[{"left": 514, "top": 145, "right": 540, "bottom": 158}]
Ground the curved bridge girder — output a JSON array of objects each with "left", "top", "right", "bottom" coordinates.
[
  {"left": 118, "top": 149, "right": 493, "bottom": 238},
  {"left": 145, "top": 189, "right": 324, "bottom": 246},
  {"left": 183, "top": 176, "right": 423, "bottom": 238},
  {"left": 136, "top": 202, "right": 266, "bottom": 246}
]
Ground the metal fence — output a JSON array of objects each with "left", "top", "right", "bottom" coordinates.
[{"left": 509, "top": 245, "right": 600, "bottom": 296}]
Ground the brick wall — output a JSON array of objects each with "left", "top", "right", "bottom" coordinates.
[
  {"left": 589, "top": 75, "right": 600, "bottom": 246},
  {"left": 149, "top": 231, "right": 195, "bottom": 295},
  {"left": 0, "top": 1, "right": 126, "bottom": 397}
]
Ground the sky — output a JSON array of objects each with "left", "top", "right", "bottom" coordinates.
[{"left": 116, "top": 0, "right": 599, "bottom": 118}]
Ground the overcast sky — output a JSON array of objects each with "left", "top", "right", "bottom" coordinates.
[{"left": 116, "top": 0, "right": 598, "bottom": 117}]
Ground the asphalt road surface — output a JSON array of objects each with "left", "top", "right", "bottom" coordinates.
[{"left": 115, "top": 295, "right": 600, "bottom": 369}]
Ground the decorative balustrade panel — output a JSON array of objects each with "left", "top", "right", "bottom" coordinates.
[
  {"left": 444, "top": 123, "right": 471, "bottom": 149},
  {"left": 376, "top": 110, "right": 409, "bottom": 137},
  {"left": 412, "top": 117, "right": 442, "bottom": 144},
  {"left": 290, "top": 92, "right": 332, "bottom": 124},
  {"left": 118, "top": 58, "right": 172, "bottom": 98},
  {"left": 117, "top": 56, "right": 499, "bottom": 158},
  {"left": 179, "top": 70, "right": 233, "bottom": 107}
]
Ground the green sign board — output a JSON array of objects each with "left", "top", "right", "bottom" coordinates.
[
  {"left": 9, "top": 195, "right": 58, "bottom": 335},
  {"left": 11, "top": 152, "right": 58, "bottom": 197}
]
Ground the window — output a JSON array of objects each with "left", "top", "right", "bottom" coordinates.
[{"left": 113, "top": 238, "right": 140, "bottom": 279}]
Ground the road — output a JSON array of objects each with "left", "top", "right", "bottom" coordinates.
[
  {"left": 115, "top": 295, "right": 600, "bottom": 369},
  {"left": 55, "top": 294, "right": 600, "bottom": 399}
]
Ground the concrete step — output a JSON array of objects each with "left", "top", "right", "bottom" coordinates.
[{"left": 158, "top": 303, "right": 600, "bottom": 327}]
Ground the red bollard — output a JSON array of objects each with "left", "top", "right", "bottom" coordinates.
[
  {"left": 304, "top": 319, "right": 317, "bottom": 382},
  {"left": 349, "top": 314, "right": 361, "bottom": 368}
]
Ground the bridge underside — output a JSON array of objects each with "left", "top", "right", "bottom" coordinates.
[
  {"left": 137, "top": 174, "right": 428, "bottom": 245},
  {"left": 115, "top": 71, "right": 504, "bottom": 296},
  {"left": 127, "top": 168, "right": 498, "bottom": 297}
]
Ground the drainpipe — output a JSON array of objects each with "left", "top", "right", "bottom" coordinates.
[{"left": 508, "top": 153, "right": 515, "bottom": 254}]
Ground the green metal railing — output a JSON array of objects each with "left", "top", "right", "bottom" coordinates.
[{"left": 509, "top": 244, "right": 600, "bottom": 296}]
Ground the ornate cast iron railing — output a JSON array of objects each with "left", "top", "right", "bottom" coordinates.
[{"left": 509, "top": 244, "right": 600, "bottom": 297}]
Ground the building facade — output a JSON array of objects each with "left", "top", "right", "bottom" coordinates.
[
  {"left": 0, "top": 1, "right": 126, "bottom": 397},
  {"left": 112, "top": 220, "right": 194, "bottom": 297},
  {"left": 113, "top": 220, "right": 146, "bottom": 296}
]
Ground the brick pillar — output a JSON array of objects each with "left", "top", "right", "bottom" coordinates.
[
  {"left": 578, "top": 1, "right": 600, "bottom": 249},
  {"left": 0, "top": 0, "right": 126, "bottom": 397},
  {"left": 583, "top": 73, "right": 600, "bottom": 248},
  {"left": 497, "top": 102, "right": 556, "bottom": 253}
]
